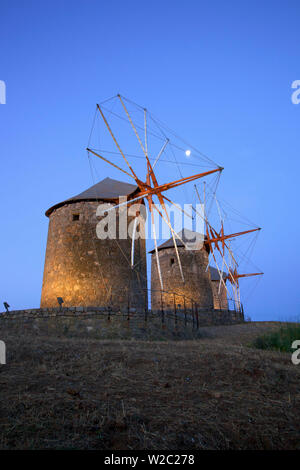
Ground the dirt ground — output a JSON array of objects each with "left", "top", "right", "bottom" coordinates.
[{"left": 0, "top": 321, "right": 299, "bottom": 450}]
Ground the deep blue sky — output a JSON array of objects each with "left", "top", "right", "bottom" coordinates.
[{"left": 1, "top": 0, "right": 299, "bottom": 320}]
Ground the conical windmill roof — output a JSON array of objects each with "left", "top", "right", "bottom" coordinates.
[
  {"left": 149, "top": 229, "right": 205, "bottom": 253},
  {"left": 45, "top": 177, "right": 138, "bottom": 217},
  {"left": 149, "top": 229, "right": 226, "bottom": 280}
]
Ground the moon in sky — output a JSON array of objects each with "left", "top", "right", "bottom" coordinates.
[{"left": 185, "top": 149, "right": 191, "bottom": 157}]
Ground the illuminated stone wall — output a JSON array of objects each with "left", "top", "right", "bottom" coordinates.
[
  {"left": 151, "top": 246, "right": 214, "bottom": 311},
  {"left": 211, "top": 281, "right": 228, "bottom": 310},
  {"left": 0, "top": 307, "right": 245, "bottom": 341},
  {"left": 40, "top": 200, "right": 147, "bottom": 309}
]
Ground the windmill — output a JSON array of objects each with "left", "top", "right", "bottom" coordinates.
[
  {"left": 193, "top": 179, "right": 263, "bottom": 311},
  {"left": 87, "top": 94, "right": 223, "bottom": 292},
  {"left": 86, "top": 94, "right": 263, "bottom": 311}
]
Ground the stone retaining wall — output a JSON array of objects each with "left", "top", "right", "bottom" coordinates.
[{"left": 0, "top": 306, "right": 244, "bottom": 341}]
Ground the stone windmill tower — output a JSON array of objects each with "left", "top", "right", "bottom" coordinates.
[
  {"left": 40, "top": 177, "right": 147, "bottom": 309},
  {"left": 150, "top": 229, "right": 215, "bottom": 311},
  {"left": 210, "top": 266, "right": 228, "bottom": 310}
]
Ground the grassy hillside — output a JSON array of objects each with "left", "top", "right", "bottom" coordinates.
[
  {"left": 0, "top": 322, "right": 299, "bottom": 450},
  {"left": 253, "top": 323, "right": 300, "bottom": 352}
]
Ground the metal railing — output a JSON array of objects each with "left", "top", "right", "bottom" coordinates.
[
  {"left": 106, "top": 286, "right": 243, "bottom": 317},
  {"left": 0, "top": 286, "right": 244, "bottom": 331}
]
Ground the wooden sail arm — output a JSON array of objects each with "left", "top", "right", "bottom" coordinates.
[
  {"left": 136, "top": 167, "right": 223, "bottom": 200},
  {"left": 204, "top": 227, "right": 261, "bottom": 245},
  {"left": 205, "top": 225, "right": 223, "bottom": 257},
  {"left": 153, "top": 139, "right": 169, "bottom": 169},
  {"left": 145, "top": 160, "right": 186, "bottom": 283},
  {"left": 224, "top": 240, "right": 238, "bottom": 266},
  {"left": 227, "top": 272, "right": 264, "bottom": 280},
  {"left": 159, "top": 167, "right": 223, "bottom": 191},
  {"left": 209, "top": 226, "right": 219, "bottom": 246},
  {"left": 146, "top": 191, "right": 164, "bottom": 291},
  {"left": 110, "top": 167, "right": 223, "bottom": 203},
  {"left": 161, "top": 194, "right": 193, "bottom": 219},
  {"left": 209, "top": 243, "right": 231, "bottom": 295},
  {"left": 86, "top": 154, "right": 221, "bottom": 207},
  {"left": 221, "top": 222, "right": 225, "bottom": 255},
  {"left": 118, "top": 95, "right": 147, "bottom": 156},
  {"left": 87, "top": 148, "right": 147, "bottom": 192},
  {"left": 118, "top": 95, "right": 158, "bottom": 182},
  {"left": 87, "top": 148, "right": 135, "bottom": 180},
  {"left": 149, "top": 170, "right": 186, "bottom": 283},
  {"left": 96, "top": 104, "right": 139, "bottom": 181}
]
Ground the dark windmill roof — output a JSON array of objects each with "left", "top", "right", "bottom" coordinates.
[
  {"left": 149, "top": 229, "right": 226, "bottom": 280},
  {"left": 45, "top": 177, "right": 139, "bottom": 217},
  {"left": 149, "top": 229, "right": 204, "bottom": 254},
  {"left": 209, "top": 266, "right": 227, "bottom": 281}
]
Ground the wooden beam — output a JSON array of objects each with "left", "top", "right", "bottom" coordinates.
[{"left": 205, "top": 227, "right": 261, "bottom": 245}]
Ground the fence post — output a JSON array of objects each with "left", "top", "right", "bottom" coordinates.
[
  {"left": 184, "top": 296, "right": 187, "bottom": 327},
  {"left": 127, "top": 292, "right": 130, "bottom": 321},
  {"left": 192, "top": 301, "right": 195, "bottom": 329},
  {"left": 195, "top": 302, "right": 199, "bottom": 329},
  {"left": 144, "top": 289, "right": 148, "bottom": 322},
  {"left": 160, "top": 291, "right": 165, "bottom": 327},
  {"left": 173, "top": 293, "right": 177, "bottom": 327},
  {"left": 108, "top": 294, "right": 112, "bottom": 321}
]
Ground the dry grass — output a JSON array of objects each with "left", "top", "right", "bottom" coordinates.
[{"left": 0, "top": 322, "right": 299, "bottom": 450}]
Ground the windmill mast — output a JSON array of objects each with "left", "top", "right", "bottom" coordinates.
[{"left": 87, "top": 94, "right": 263, "bottom": 313}]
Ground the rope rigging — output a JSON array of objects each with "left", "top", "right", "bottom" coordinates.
[{"left": 86, "top": 94, "right": 263, "bottom": 311}]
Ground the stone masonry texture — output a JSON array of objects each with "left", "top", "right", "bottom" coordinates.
[
  {"left": 40, "top": 200, "right": 147, "bottom": 309},
  {"left": 0, "top": 307, "right": 244, "bottom": 341},
  {"left": 211, "top": 280, "right": 228, "bottom": 310},
  {"left": 151, "top": 246, "right": 214, "bottom": 311}
]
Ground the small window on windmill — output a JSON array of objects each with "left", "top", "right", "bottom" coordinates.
[
  {"left": 73, "top": 214, "right": 80, "bottom": 221},
  {"left": 170, "top": 258, "right": 175, "bottom": 266}
]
